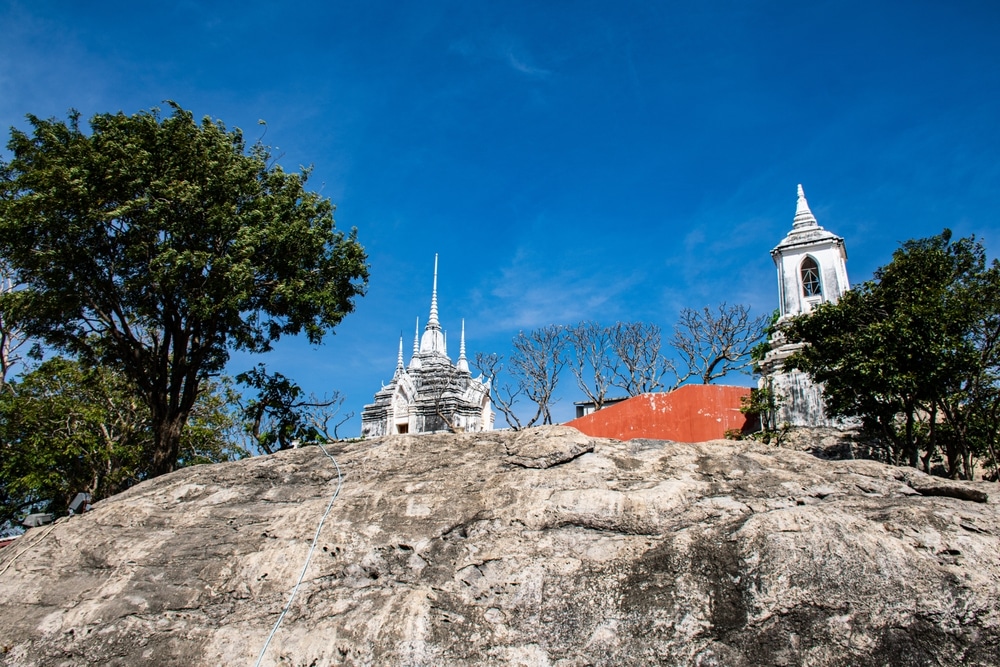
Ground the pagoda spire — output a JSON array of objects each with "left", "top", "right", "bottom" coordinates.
[
  {"left": 419, "top": 254, "right": 447, "bottom": 355},
  {"left": 428, "top": 254, "right": 440, "bottom": 329},
  {"left": 395, "top": 336, "right": 404, "bottom": 375},
  {"left": 410, "top": 317, "right": 421, "bottom": 368},
  {"left": 457, "top": 319, "right": 469, "bottom": 372},
  {"left": 793, "top": 184, "right": 819, "bottom": 229}
]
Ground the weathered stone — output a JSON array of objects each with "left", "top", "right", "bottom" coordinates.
[
  {"left": 900, "top": 471, "right": 990, "bottom": 503},
  {"left": 504, "top": 425, "right": 594, "bottom": 468},
  {"left": 0, "top": 428, "right": 998, "bottom": 666}
]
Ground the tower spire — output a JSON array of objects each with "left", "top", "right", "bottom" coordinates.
[
  {"left": 395, "top": 336, "right": 404, "bottom": 375},
  {"left": 457, "top": 319, "right": 469, "bottom": 372},
  {"left": 793, "top": 184, "right": 819, "bottom": 229}
]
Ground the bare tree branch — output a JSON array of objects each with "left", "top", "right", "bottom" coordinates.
[
  {"left": 609, "top": 321, "right": 674, "bottom": 396},
  {"left": 302, "top": 391, "right": 354, "bottom": 441},
  {"left": 672, "top": 302, "right": 769, "bottom": 384},
  {"left": 473, "top": 352, "right": 524, "bottom": 430},
  {"left": 565, "top": 320, "right": 618, "bottom": 410},
  {"left": 426, "top": 373, "right": 469, "bottom": 434},
  {"left": 509, "top": 325, "right": 567, "bottom": 426}
]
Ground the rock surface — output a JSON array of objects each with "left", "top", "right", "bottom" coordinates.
[{"left": 1, "top": 426, "right": 998, "bottom": 666}]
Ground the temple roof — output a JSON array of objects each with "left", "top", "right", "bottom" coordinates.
[{"left": 361, "top": 255, "right": 491, "bottom": 436}]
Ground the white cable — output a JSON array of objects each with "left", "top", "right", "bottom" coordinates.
[
  {"left": 254, "top": 444, "right": 344, "bottom": 667},
  {"left": 0, "top": 521, "right": 59, "bottom": 578}
]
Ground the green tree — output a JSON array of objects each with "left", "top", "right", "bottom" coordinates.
[
  {"left": 786, "top": 230, "right": 1000, "bottom": 477},
  {"left": 0, "top": 358, "right": 244, "bottom": 531},
  {"left": 178, "top": 375, "right": 250, "bottom": 466},
  {"left": 929, "top": 254, "right": 1000, "bottom": 478},
  {"left": 738, "top": 379, "right": 787, "bottom": 445},
  {"left": 0, "top": 357, "right": 145, "bottom": 530},
  {"left": 236, "top": 364, "right": 350, "bottom": 453},
  {"left": 0, "top": 258, "right": 33, "bottom": 391},
  {"left": 0, "top": 104, "right": 368, "bottom": 477}
]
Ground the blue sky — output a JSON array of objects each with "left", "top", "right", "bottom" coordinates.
[{"left": 2, "top": 1, "right": 999, "bottom": 431}]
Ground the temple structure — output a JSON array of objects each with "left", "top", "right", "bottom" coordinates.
[
  {"left": 758, "top": 185, "right": 851, "bottom": 427},
  {"left": 360, "top": 256, "right": 493, "bottom": 437}
]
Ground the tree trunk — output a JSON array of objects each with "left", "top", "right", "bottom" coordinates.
[
  {"left": 962, "top": 449, "right": 975, "bottom": 481},
  {"left": 149, "top": 411, "right": 186, "bottom": 477},
  {"left": 879, "top": 417, "right": 901, "bottom": 465},
  {"left": 921, "top": 405, "right": 939, "bottom": 474},
  {"left": 944, "top": 439, "right": 960, "bottom": 479},
  {"left": 905, "top": 409, "right": 919, "bottom": 468}
]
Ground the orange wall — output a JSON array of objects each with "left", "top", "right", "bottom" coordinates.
[{"left": 566, "top": 384, "right": 751, "bottom": 443}]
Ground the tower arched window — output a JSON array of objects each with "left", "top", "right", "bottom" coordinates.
[{"left": 801, "top": 257, "right": 822, "bottom": 297}]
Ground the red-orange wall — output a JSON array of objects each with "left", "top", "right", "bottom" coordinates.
[{"left": 566, "top": 384, "right": 751, "bottom": 443}]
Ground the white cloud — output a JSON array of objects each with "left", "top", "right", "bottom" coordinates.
[
  {"left": 448, "top": 29, "right": 552, "bottom": 79},
  {"left": 475, "top": 248, "right": 642, "bottom": 332},
  {"left": 503, "top": 48, "right": 551, "bottom": 78}
]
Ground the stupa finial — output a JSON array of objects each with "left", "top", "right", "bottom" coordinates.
[
  {"left": 457, "top": 319, "right": 469, "bottom": 372},
  {"left": 793, "top": 183, "right": 819, "bottom": 229},
  {"left": 409, "top": 317, "right": 422, "bottom": 368},
  {"left": 427, "top": 254, "right": 440, "bottom": 328},
  {"left": 419, "top": 254, "right": 447, "bottom": 355}
]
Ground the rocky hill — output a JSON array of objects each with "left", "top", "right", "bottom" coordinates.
[{"left": 0, "top": 426, "right": 997, "bottom": 666}]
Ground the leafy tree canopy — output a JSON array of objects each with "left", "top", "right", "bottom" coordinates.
[
  {"left": 785, "top": 230, "right": 1000, "bottom": 477},
  {"left": 0, "top": 104, "right": 368, "bottom": 476}
]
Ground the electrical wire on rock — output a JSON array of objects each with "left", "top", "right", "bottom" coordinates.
[{"left": 254, "top": 443, "right": 344, "bottom": 667}]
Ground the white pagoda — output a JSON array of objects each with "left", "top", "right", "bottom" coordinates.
[{"left": 360, "top": 256, "right": 493, "bottom": 437}]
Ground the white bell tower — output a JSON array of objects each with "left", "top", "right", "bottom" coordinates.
[
  {"left": 772, "top": 184, "right": 850, "bottom": 319},
  {"left": 760, "top": 185, "right": 851, "bottom": 427}
]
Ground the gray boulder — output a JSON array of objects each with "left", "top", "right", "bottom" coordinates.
[{"left": 0, "top": 425, "right": 997, "bottom": 666}]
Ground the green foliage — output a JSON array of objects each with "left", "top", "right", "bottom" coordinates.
[
  {"left": 0, "top": 104, "right": 368, "bottom": 476},
  {"left": 738, "top": 380, "right": 788, "bottom": 445},
  {"left": 786, "top": 230, "right": 1000, "bottom": 478},
  {"left": 177, "top": 376, "right": 250, "bottom": 467},
  {"left": 237, "top": 365, "right": 313, "bottom": 453},
  {"left": 0, "top": 358, "right": 144, "bottom": 529},
  {"left": 0, "top": 358, "right": 245, "bottom": 531}
]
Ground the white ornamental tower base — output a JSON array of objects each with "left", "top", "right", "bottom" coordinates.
[{"left": 759, "top": 185, "right": 850, "bottom": 427}]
